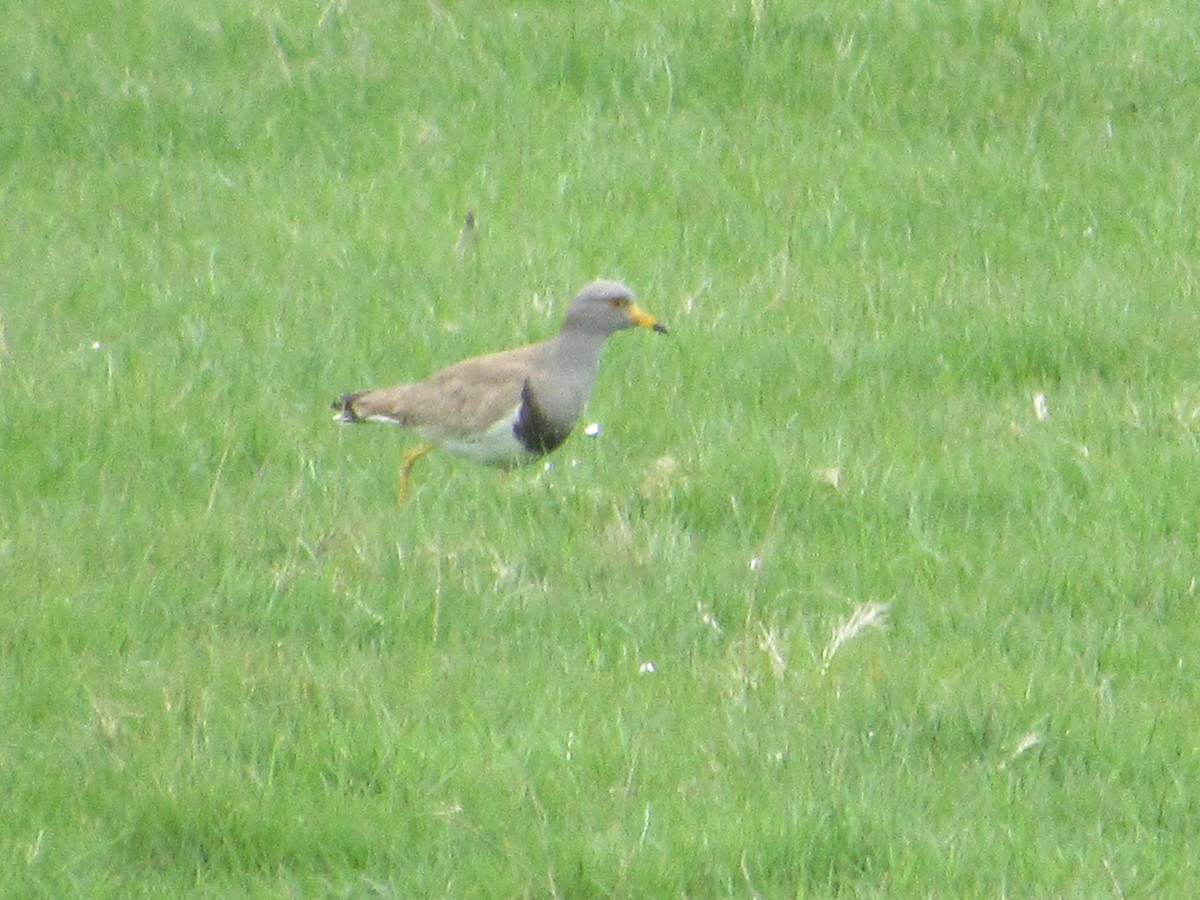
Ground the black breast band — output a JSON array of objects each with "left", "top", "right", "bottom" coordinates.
[{"left": 513, "top": 381, "right": 572, "bottom": 455}]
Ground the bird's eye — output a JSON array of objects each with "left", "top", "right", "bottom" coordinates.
[{"left": 609, "top": 298, "right": 627, "bottom": 308}]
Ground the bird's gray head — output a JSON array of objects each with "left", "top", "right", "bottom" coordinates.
[{"left": 561, "top": 279, "right": 669, "bottom": 337}]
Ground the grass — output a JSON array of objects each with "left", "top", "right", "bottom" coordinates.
[{"left": 3, "top": 0, "right": 1200, "bottom": 895}]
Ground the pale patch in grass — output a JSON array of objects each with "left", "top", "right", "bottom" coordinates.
[
  {"left": 813, "top": 466, "right": 843, "bottom": 489},
  {"left": 88, "top": 694, "right": 140, "bottom": 745},
  {"left": 430, "top": 799, "right": 464, "bottom": 820},
  {"left": 999, "top": 728, "right": 1046, "bottom": 770},
  {"left": 821, "top": 602, "right": 890, "bottom": 671},
  {"left": 698, "top": 602, "right": 723, "bottom": 634},
  {"left": 758, "top": 623, "right": 788, "bottom": 679},
  {"left": 1103, "top": 856, "right": 1128, "bottom": 900},
  {"left": 486, "top": 549, "right": 521, "bottom": 589},
  {"left": 1171, "top": 393, "right": 1200, "bottom": 427},
  {"left": 1033, "top": 391, "right": 1050, "bottom": 421},
  {"left": 638, "top": 455, "right": 680, "bottom": 499},
  {"left": 25, "top": 830, "right": 45, "bottom": 866}
]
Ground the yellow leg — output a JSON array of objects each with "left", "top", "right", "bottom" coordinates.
[{"left": 397, "top": 443, "right": 434, "bottom": 506}]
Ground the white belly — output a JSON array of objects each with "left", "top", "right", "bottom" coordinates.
[{"left": 423, "top": 405, "right": 538, "bottom": 468}]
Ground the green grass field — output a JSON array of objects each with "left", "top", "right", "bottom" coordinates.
[{"left": 4, "top": 0, "right": 1200, "bottom": 895}]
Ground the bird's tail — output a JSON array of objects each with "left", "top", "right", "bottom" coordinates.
[{"left": 331, "top": 393, "right": 364, "bottom": 423}]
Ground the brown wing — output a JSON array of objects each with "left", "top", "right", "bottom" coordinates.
[{"left": 334, "top": 344, "right": 540, "bottom": 439}]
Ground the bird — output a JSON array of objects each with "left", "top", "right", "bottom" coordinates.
[{"left": 331, "top": 279, "right": 668, "bottom": 503}]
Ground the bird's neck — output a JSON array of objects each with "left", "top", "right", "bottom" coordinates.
[
  {"left": 529, "top": 331, "right": 605, "bottom": 424},
  {"left": 545, "top": 329, "right": 605, "bottom": 375}
]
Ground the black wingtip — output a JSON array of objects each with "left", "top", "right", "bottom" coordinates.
[{"left": 652, "top": 322, "right": 669, "bottom": 335}]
